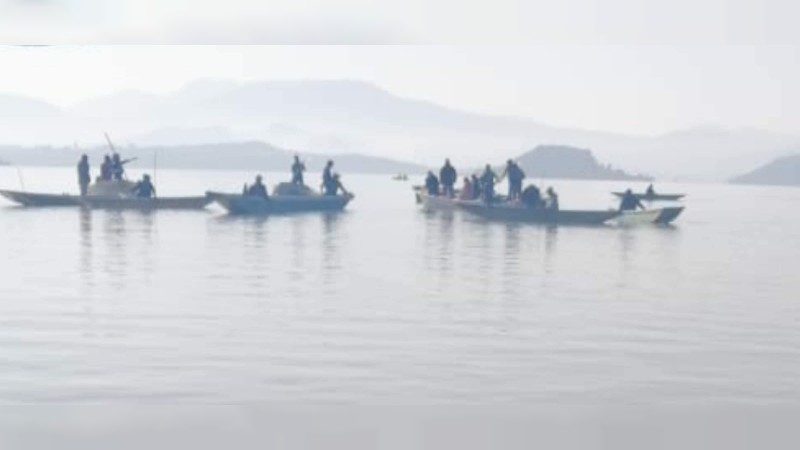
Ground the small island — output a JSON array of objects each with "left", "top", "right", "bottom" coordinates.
[
  {"left": 515, "top": 145, "right": 651, "bottom": 181},
  {"left": 730, "top": 154, "right": 800, "bottom": 186}
]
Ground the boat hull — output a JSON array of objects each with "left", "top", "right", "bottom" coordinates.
[
  {"left": 1, "top": 189, "right": 210, "bottom": 210},
  {"left": 79, "top": 196, "right": 211, "bottom": 210},
  {"left": 0, "top": 190, "right": 80, "bottom": 207},
  {"left": 458, "top": 201, "right": 618, "bottom": 225},
  {"left": 415, "top": 189, "right": 460, "bottom": 210},
  {"left": 612, "top": 192, "right": 686, "bottom": 201},
  {"left": 611, "top": 206, "right": 685, "bottom": 225},
  {"left": 207, "top": 191, "right": 354, "bottom": 215}
]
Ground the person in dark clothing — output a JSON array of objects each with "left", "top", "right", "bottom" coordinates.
[
  {"left": 439, "top": 159, "right": 457, "bottom": 198},
  {"left": 77, "top": 154, "right": 91, "bottom": 196},
  {"left": 479, "top": 164, "right": 499, "bottom": 204},
  {"left": 100, "top": 155, "right": 113, "bottom": 181},
  {"left": 424, "top": 171, "right": 440, "bottom": 196},
  {"left": 646, "top": 184, "right": 655, "bottom": 196},
  {"left": 322, "top": 160, "right": 335, "bottom": 193},
  {"left": 132, "top": 174, "right": 156, "bottom": 199},
  {"left": 291, "top": 155, "right": 306, "bottom": 185},
  {"left": 470, "top": 174, "right": 482, "bottom": 200},
  {"left": 247, "top": 175, "right": 269, "bottom": 198},
  {"left": 545, "top": 186, "right": 559, "bottom": 211},
  {"left": 324, "top": 173, "right": 349, "bottom": 196},
  {"left": 111, "top": 153, "right": 124, "bottom": 180},
  {"left": 521, "top": 184, "right": 542, "bottom": 208},
  {"left": 502, "top": 159, "right": 525, "bottom": 201},
  {"left": 619, "top": 189, "right": 645, "bottom": 211}
]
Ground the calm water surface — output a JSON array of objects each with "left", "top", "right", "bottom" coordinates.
[{"left": 1, "top": 166, "right": 799, "bottom": 407}]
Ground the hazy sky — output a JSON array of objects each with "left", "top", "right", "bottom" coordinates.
[
  {"left": 0, "top": 0, "right": 798, "bottom": 135},
  {"left": 1, "top": 45, "right": 798, "bottom": 136}
]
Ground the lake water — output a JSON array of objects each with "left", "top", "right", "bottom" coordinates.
[{"left": 1, "top": 166, "right": 799, "bottom": 447}]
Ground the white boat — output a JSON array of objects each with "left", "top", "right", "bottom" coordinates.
[{"left": 609, "top": 207, "right": 685, "bottom": 226}]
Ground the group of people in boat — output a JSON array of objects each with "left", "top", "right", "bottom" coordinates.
[
  {"left": 242, "top": 156, "right": 349, "bottom": 199},
  {"left": 424, "top": 159, "right": 662, "bottom": 213},
  {"left": 424, "top": 159, "right": 560, "bottom": 210},
  {"left": 76, "top": 153, "right": 154, "bottom": 198}
]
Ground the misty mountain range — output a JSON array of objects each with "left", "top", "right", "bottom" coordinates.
[{"left": 1, "top": 79, "right": 799, "bottom": 181}]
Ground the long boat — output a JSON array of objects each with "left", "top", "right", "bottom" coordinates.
[
  {"left": 79, "top": 196, "right": 211, "bottom": 210},
  {"left": 206, "top": 191, "right": 354, "bottom": 215},
  {"left": 0, "top": 190, "right": 80, "bottom": 207},
  {"left": 612, "top": 192, "right": 686, "bottom": 201},
  {"left": 1, "top": 180, "right": 210, "bottom": 210},
  {"left": 609, "top": 206, "right": 685, "bottom": 226},
  {"left": 457, "top": 200, "right": 619, "bottom": 225}
]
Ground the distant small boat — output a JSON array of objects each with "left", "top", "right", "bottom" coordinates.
[
  {"left": 393, "top": 174, "right": 409, "bottom": 181},
  {"left": 612, "top": 192, "right": 686, "bottom": 201},
  {"left": 458, "top": 200, "right": 619, "bottom": 225},
  {"left": 610, "top": 206, "right": 685, "bottom": 226},
  {"left": 207, "top": 183, "right": 354, "bottom": 215}
]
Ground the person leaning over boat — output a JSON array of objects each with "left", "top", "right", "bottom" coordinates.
[
  {"left": 132, "top": 174, "right": 156, "bottom": 199},
  {"left": 424, "top": 171, "right": 440, "bottom": 196},
  {"left": 291, "top": 155, "right": 306, "bottom": 185},
  {"left": 246, "top": 175, "right": 269, "bottom": 199},
  {"left": 619, "top": 188, "right": 645, "bottom": 212},
  {"left": 77, "top": 154, "right": 91, "bottom": 196},
  {"left": 479, "top": 164, "right": 499, "bottom": 204},
  {"left": 545, "top": 187, "right": 559, "bottom": 211},
  {"left": 324, "top": 173, "right": 349, "bottom": 196},
  {"left": 501, "top": 160, "right": 525, "bottom": 201},
  {"left": 439, "top": 159, "right": 457, "bottom": 198}
]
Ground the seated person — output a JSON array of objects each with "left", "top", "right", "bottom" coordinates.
[
  {"left": 246, "top": 175, "right": 269, "bottom": 199},
  {"left": 132, "top": 174, "right": 156, "bottom": 199}
]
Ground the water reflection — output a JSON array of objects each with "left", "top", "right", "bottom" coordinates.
[
  {"left": 102, "top": 210, "right": 128, "bottom": 292},
  {"left": 320, "top": 212, "right": 345, "bottom": 292},
  {"left": 78, "top": 208, "right": 93, "bottom": 286}
]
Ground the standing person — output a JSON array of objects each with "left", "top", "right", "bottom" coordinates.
[
  {"left": 111, "top": 153, "right": 124, "bottom": 180},
  {"left": 439, "top": 159, "right": 457, "bottom": 198},
  {"left": 470, "top": 174, "right": 482, "bottom": 200},
  {"left": 77, "top": 154, "right": 91, "bottom": 196},
  {"left": 479, "top": 164, "right": 499, "bottom": 204},
  {"left": 424, "top": 171, "right": 440, "bottom": 196},
  {"left": 502, "top": 159, "right": 525, "bottom": 201},
  {"left": 645, "top": 183, "right": 655, "bottom": 197},
  {"left": 291, "top": 155, "right": 306, "bottom": 185},
  {"left": 322, "top": 160, "right": 335, "bottom": 193},
  {"left": 100, "top": 155, "right": 113, "bottom": 181},
  {"left": 619, "top": 188, "right": 645, "bottom": 211},
  {"left": 545, "top": 187, "right": 559, "bottom": 211}
]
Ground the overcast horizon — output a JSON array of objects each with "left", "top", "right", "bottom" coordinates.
[{"left": 1, "top": 44, "right": 799, "bottom": 138}]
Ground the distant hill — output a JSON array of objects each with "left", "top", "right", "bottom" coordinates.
[
  {"left": 0, "top": 141, "right": 426, "bottom": 175},
  {"left": 515, "top": 145, "right": 651, "bottom": 181},
  {"left": 730, "top": 154, "right": 800, "bottom": 186},
  {"left": 3, "top": 79, "right": 800, "bottom": 179}
]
